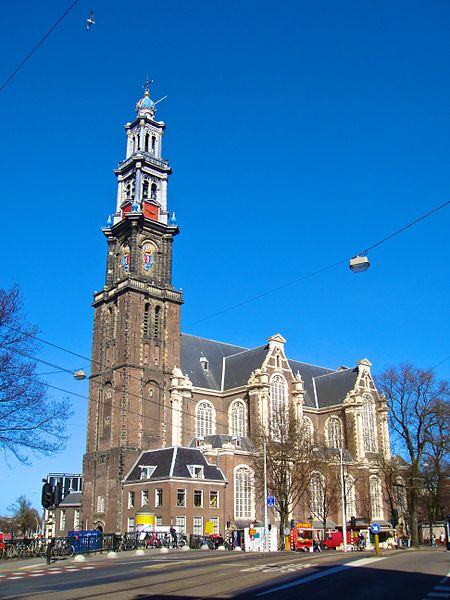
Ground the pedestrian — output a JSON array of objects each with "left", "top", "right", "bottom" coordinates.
[
  {"left": 170, "top": 525, "right": 177, "bottom": 548},
  {"left": 431, "top": 534, "right": 437, "bottom": 547},
  {"left": 440, "top": 532, "right": 445, "bottom": 545}
]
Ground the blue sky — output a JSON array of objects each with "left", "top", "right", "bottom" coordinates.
[{"left": 0, "top": 0, "right": 449, "bottom": 514}]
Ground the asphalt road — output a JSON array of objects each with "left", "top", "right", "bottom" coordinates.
[{"left": 0, "top": 547, "right": 448, "bottom": 599}]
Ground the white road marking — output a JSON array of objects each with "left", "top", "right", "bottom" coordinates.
[
  {"left": 440, "top": 573, "right": 450, "bottom": 584},
  {"left": 30, "top": 573, "right": 45, "bottom": 577},
  {"left": 256, "top": 558, "right": 385, "bottom": 596},
  {"left": 434, "top": 587, "right": 450, "bottom": 592},
  {"left": 427, "top": 594, "right": 450, "bottom": 599},
  {"left": 8, "top": 576, "right": 24, "bottom": 580},
  {"left": 81, "top": 566, "right": 95, "bottom": 569}
]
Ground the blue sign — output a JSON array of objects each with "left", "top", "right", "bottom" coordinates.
[
  {"left": 370, "top": 523, "right": 381, "bottom": 534},
  {"left": 267, "top": 496, "right": 275, "bottom": 507}
]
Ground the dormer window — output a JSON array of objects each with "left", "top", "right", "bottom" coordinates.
[
  {"left": 140, "top": 465, "right": 156, "bottom": 480},
  {"left": 200, "top": 356, "right": 209, "bottom": 371},
  {"left": 188, "top": 465, "right": 204, "bottom": 479}
]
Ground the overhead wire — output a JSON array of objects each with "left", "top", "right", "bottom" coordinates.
[
  {"left": 1, "top": 199, "right": 449, "bottom": 440},
  {"left": 0, "top": 0, "right": 81, "bottom": 94}
]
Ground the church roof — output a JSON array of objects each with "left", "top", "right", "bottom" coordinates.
[
  {"left": 124, "top": 446, "right": 226, "bottom": 483},
  {"left": 180, "top": 333, "right": 359, "bottom": 408}
]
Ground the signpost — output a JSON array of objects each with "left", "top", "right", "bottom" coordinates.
[
  {"left": 267, "top": 496, "right": 275, "bottom": 507},
  {"left": 370, "top": 522, "right": 381, "bottom": 556}
]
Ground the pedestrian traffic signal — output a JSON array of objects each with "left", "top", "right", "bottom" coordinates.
[{"left": 41, "top": 482, "right": 54, "bottom": 509}]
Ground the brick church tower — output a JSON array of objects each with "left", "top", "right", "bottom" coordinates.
[{"left": 82, "top": 83, "right": 183, "bottom": 531}]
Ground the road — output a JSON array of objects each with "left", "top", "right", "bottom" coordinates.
[{"left": 0, "top": 547, "right": 448, "bottom": 599}]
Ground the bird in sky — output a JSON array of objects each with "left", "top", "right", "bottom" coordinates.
[{"left": 86, "top": 10, "right": 95, "bottom": 32}]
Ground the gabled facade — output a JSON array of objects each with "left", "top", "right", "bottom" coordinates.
[{"left": 83, "top": 85, "right": 392, "bottom": 535}]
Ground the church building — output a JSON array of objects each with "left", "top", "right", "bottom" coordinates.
[{"left": 82, "top": 84, "right": 392, "bottom": 537}]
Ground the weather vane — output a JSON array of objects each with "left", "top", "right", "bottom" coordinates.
[{"left": 143, "top": 76, "right": 154, "bottom": 94}]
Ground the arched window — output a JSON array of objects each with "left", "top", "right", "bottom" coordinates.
[
  {"left": 326, "top": 416, "right": 342, "bottom": 449},
  {"left": 370, "top": 475, "right": 383, "bottom": 520},
  {"left": 310, "top": 472, "right": 324, "bottom": 518},
  {"left": 151, "top": 183, "right": 157, "bottom": 199},
  {"left": 362, "top": 394, "right": 378, "bottom": 453},
  {"left": 345, "top": 475, "right": 356, "bottom": 521},
  {"left": 144, "top": 132, "right": 150, "bottom": 152},
  {"left": 142, "top": 180, "right": 149, "bottom": 199},
  {"left": 154, "top": 306, "right": 161, "bottom": 338},
  {"left": 271, "top": 374, "right": 287, "bottom": 426},
  {"left": 229, "top": 400, "right": 247, "bottom": 437},
  {"left": 151, "top": 135, "right": 156, "bottom": 153},
  {"left": 196, "top": 401, "right": 215, "bottom": 437},
  {"left": 234, "top": 466, "right": 254, "bottom": 519},
  {"left": 302, "top": 416, "right": 314, "bottom": 443},
  {"left": 143, "top": 303, "right": 150, "bottom": 337}
]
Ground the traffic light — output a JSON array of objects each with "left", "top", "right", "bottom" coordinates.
[
  {"left": 41, "top": 482, "right": 54, "bottom": 509},
  {"left": 54, "top": 482, "right": 63, "bottom": 508},
  {"left": 290, "top": 519, "right": 295, "bottom": 528},
  {"left": 350, "top": 516, "right": 357, "bottom": 528}
]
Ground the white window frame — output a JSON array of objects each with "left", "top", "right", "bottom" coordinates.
[
  {"left": 310, "top": 472, "right": 325, "bottom": 518},
  {"left": 193, "top": 489, "right": 204, "bottom": 508},
  {"left": 210, "top": 516, "right": 219, "bottom": 534},
  {"left": 176, "top": 516, "right": 186, "bottom": 533},
  {"left": 229, "top": 399, "right": 247, "bottom": 437},
  {"left": 209, "top": 490, "right": 219, "bottom": 509},
  {"left": 362, "top": 394, "right": 378, "bottom": 453},
  {"left": 234, "top": 465, "right": 255, "bottom": 520},
  {"left": 345, "top": 475, "right": 356, "bottom": 522},
  {"left": 155, "top": 488, "right": 163, "bottom": 507},
  {"left": 193, "top": 516, "right": 203, "bottom": 536},
  {"left": 128, "top": 491, "right": 135, "bottom": 509},
  {"left": 127, "top": 517, "right": 135, "bottom": 532},
  {"left": 326, "top": 416, "right": 342, "bottom": 449},
  {"left": 74, "top": 509, "right": 81, "bottom": 529},
  {"left": 177, "top": 488, "right": 187, "bottom": 508},
  {"left": 270, "top": 374, "right": 288, "bottom": 430},
  {"left": 141, "top": 490, "right": 149, "bottom": 506},
  {"left": 370, "top": 475, "right": 384, "bottom": 520},
  {"left": 188, "top": 465, "right": 204, "bottom": 479},
  {"left": 196, "top": 401, "right": 216, "bottom": 437},
  {"left": 60, "top": 510, "right": 66, "bottom": 531},
  {"left": 140, "top": 465, "right": 156, "bottom": 480}
]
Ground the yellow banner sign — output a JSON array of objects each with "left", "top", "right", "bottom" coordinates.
[{"left": 204, "top": 521, "right": 214, "bottom": 534}]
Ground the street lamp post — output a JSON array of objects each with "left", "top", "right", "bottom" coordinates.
[
  {"left": 263, "top": 439, "right": 269, "bottom": 552},
  {"left": 340, "top": 447, "right": 348, "bottom": 552}
]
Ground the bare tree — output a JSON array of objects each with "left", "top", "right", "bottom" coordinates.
[
  {"left": 7, "top": 495, "right": 41, "bottom": 537},
  {"left": 420, "top": 399, "right": 450, "bottom": 542},
  {"left": 0, "top": 286, "right": 72, "bottom": 464},
  {"left": 306, "top": 460, "right": 340, "bottom": 540},
  {"left": 377, "top": 364, "right": 449, "bottom": 547},
  {"left": 251, "top": 405, "right": 317, "bottom": 545}
]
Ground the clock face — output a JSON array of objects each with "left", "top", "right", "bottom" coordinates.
[{"left": 142, "top": 241, "right": 156, "bottom": 272}]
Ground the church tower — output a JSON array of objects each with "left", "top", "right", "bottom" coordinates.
[{"left": 83, "top": 83, "right": 183, "bottom": 532}]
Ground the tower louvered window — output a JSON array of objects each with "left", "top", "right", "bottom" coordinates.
[
  {"left": 143, "top": 303, "right": 150, "bottom": 338},
  {"left": 154, "top": 306, "right": 161, "bottom": 338}
]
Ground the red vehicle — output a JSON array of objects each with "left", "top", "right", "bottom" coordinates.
[
  {"left": 321, "top": 530, "right": 357, "bottom": 550},
  {"left": 291, "top": 522, "right": 314, "bottom": 552}
]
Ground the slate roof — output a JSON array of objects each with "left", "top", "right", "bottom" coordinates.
[
  {"left": 59, "top": 491, "right": 82, "bottom": 507},
  {"left": 313, "top": 368, "right": 359, "bottom": 408},
  {"left": 124, "top": 446, "right": 226, "bottom": 483},
  {"left": 180, "top": 334, "right": 360, "bottom": 409}
]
